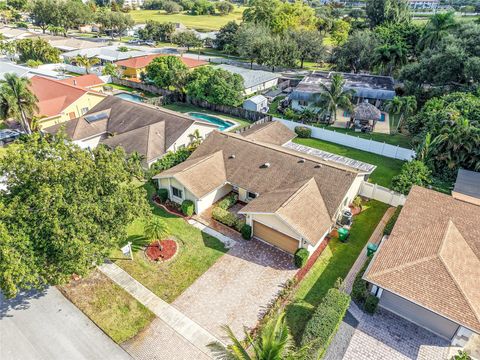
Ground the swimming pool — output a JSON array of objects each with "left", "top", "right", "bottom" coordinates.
[
  {"left": 114, "top": 92, "right": 144, "bottom": 103},
  {"left": 188, "top": 112, "right": 235, "bottom": 131}
]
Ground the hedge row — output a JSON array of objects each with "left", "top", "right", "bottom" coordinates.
[
  {"left": 383, "top": 205, "right": 403, "bottom": 235},
  {"left": 212, "top": 206, "right": 252, "bottom": 239},
  {"left": 218, "top": 193, "right": 238, "bottom": 210},
  {"left": 351, "top": 257, "right": 372, "bottom": 304},
  {"left": 301, "top": 288, "right": 351, "bottom": 359}
]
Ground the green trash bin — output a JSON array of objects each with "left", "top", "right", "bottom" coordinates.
[
  {"left": 367, "top": 243, "right": 378, "bottom": 256},
  {"left": 338, "top": 227, "right": 349, "bottom": 242}
]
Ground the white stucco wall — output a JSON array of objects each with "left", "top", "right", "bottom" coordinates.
[
  {"left": 74, "top": 134, "right": 104, "bottom": 149},
  {"left": 244, "top": 78, "right": 279, "bottom": 96},
  {"left": 306, "top": 228, "right": 331, "bottom": 255},
  {"left": 248, "top": 214, "right": 302, "bottom": 241},
  {"left": 196, "top": 184, "right": 232, "bottom": 214},
  {"left": 157, "top": 177, "right": 196, "bottom": 205},
  {"left": 333, "top": 174, "right": 364, "bottom": 220},
  {"left": 166, "top": 122, "right": 216, "bottom": 153}
]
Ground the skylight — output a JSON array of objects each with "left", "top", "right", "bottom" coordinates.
[{"left": 84, "top": 111, "right": 109, "bottom": 123}]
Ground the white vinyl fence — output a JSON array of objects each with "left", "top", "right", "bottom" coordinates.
[
  {"left": 276, "top": 118, "right": 416, "bottom": 161},
  {"left": 62, "top": 64, "right": 103, "bottom": 76},
  {"left": 359, "top": 181, "right": 406, "bottom": 207}
]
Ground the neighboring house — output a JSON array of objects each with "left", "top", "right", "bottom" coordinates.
[
  {"left": 0, "top": 61, "right": 61, "bottom": 81},
  {"left": 364, "top": 186, "right": 480, "bottom": 345},
  {"left": 114, "top": 54, "right": 207, "bottom": 81},
  {"left": 123, "top": 0, "right": 144, "bottom": 8},
  {"left": 409, "top": 0, "right": 439, "bottom": 9},
  {"left": 62, "top": 46, "right": 148, "bottom": 65},
  {"left": 290, "top": 71, "right": 395, "bottom": 111},
  {"left": 59, "top": 74, "right": 106, "bottom": 92},
  {"left": 43, "top": 96, "right": 218, "bottom": 167},
  {"left": 43, "top": 35, "right": 107, "bottom": 52},
  {"left": 215, "top": 64, "right": 281, "bottom": 96},
  {"left": 243, "top": 95, "right": 268, "bottom": 113},
  {"left": 29, "top": 76, "right": 107, "bottom": 128},
  {"left": 452, "top": 169, "right": 480, "bottom": 206},
  {"left": 154, "top": 121, "right": 368, "bottom": 255},
  {"left": 0, "top": 26, "right": 33, "bottom": 40}
]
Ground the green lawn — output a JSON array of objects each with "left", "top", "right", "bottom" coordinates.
[
  {"left": 111, "top": 182, "right": 228, "bottom": 303},
  {"left": 130, "top": 7, "right": 246, "bottom": 31},
  {"left": 293, "top": 137, "right": 404, "bottom": 188},
  {"left": 162, "top": 102, "right": 251, "bottom": 131},
  {"left": 60, "top": 270, "right": 155, "bottom": 343},
  {"left": 286, "top": 199, "right": 389, "bottom": 343}
]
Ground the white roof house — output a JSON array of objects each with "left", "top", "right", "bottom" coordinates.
[
  {"left": 0, "top": 61, "right": 62, "bottom": 81},
  {"left": 243, "top": 94, "right": 268, "bottom": 112},
  {"left": 62, "top": 46, "right": 148, "bottom": 63},
  {"left": 216, "top": 64, "right": 281, "bottom": 96}
]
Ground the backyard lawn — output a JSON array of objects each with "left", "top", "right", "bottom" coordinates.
[
  {"left": 293, "top": 137, "right": 404, "bottom": 188},
  {"left": 60, "top": 270, "right": 155, "bottom": 343},
  {"left": 129, "top": 7, "right": 245, "bottom": 31},
  {"left": 111, "top": 183, "right": 228, "bottom": 303},
  {"left": 286, "top": 199, "right": 389, "bottom": 343}
]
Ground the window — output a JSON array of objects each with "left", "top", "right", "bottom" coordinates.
[
  {"left": 298, "top": 100, "right": 308, "bottom": 107},
  {"left": 172, "top": 186, "right": 183, "bottom": 199},
  {"left": 247, "top": 192, "right": 257, "bottom": 199}
]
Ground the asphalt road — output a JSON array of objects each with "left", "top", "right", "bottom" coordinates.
[{"left": 0, "top": 287, "right": 131, "bottom": 360}]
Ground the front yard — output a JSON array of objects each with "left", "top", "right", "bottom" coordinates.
[
  {"left": 285, "top": 199, "right": 389, "bottom": 343},
  {"left": 293, "top": 137, "right": 404, "bottom": 188},
  {"left": 111, "top": 183, "right": 228, "bottom": 303}
]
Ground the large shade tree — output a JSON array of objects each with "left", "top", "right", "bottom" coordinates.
[
  {"left": 0, "top": 134, "right": 149, "bottom": 298},
  {"left": 418, "top": 12, "right": 457, "bottom": 51},
  {"left": 144, "top": 55, "right": 188, "bottom": 90},
  {"left": 0, "top": 73, "right": 38, "bottom": 134}
]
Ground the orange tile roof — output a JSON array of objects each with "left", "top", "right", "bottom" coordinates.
[
  {"left": 59, "top": 74, "right": 105, "bottom": 89},
  {"left": 29, "top": 76, "right": 90, "bottom": 117},
  {"left": 114, "top": 54, "right": 207, "bottom": 69}
]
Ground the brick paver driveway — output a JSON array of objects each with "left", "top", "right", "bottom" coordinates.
[
  {"left": 173, "top": 238, "right": 296, "bottom": 339},
  {"left": 337, "top": 304, "right": 450, "bottom": 360}
]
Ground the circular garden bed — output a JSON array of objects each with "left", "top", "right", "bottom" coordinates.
[{"left": 145, "top": 239, "right": 178, "bottom": 262}]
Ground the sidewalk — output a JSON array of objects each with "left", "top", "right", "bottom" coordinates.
[{"left": 99, "top": 261, "right": 221, "bottom": 359}]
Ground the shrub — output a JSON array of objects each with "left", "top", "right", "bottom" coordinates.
[
  {"left": 241, "top": 224, "right": 252, "bottom": 239},
  {"left": 364, "top": 294, "right": 379, "bottom": 314},
  {"left": 148, "top": 147, "right": 192, "bottom": 178},
  {"left": 391, "top": 160, "right": 432, "bottom": 195},
  {"left": 217, "top": 193, "right": 238, "bottom": 210},
  {"left": 294, "top": 248, "right": 309, "bottom": 268},
  {"left": 157, "top": 188, "right": 169, "bottom": 202},
  {"left": 181, "top": 200, "right": 195, "bottom": 216},
  {"left": 301, "top": 288, "right": 351, "bottom": 359},
  {"left": 351, "top": 257, "right": 371, "bottom": 303},
  {"left": 234, "top": 218, "right": 245, "bottom": 232},
  {"left": 212, "top": 206, "right": 237, "bottom": 227},
  {"left": 294, "top": 126, "right": 312, "bottom": 138},
  {"left": 352, "top": 195, "right": 363, "bottom": 208},
  {"left": 383, "top": 205, "right": 403, "bottom": 235}
]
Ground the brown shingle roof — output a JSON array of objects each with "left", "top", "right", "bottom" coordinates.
[
  {"left": 365, "top": 186, "right": 480, "bottom": 333},
  {"left": 240, "top": 121, "right": 297, "bottom": 146}
]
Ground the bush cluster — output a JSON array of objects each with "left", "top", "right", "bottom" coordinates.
[
  {"left": 241, "top": 224, "right": 252, "bottom": 240},
  {"left": 294, "top": 248, "right": 309, "bottom": 268},
  {"left": 212, "top": 206, "right": 237, "bottom": 227},
  {"left": 217, "top": 193, "right": 238, "bottom": 210},
  {"left": 294, "top": 126, "right": 312, "bottom": 138},
  {"left": 364, "top": 294, "right": 379, "bottom": 314},
  {"left": 157, "top": 188, "right": 169, "bottom": 202},
  {"left": 351, "top": 257, "right": 371, "bottom": 303},
  {"left": 181, "top": 200, "right": 195, "bottom": 216},
  {"left": 301, "top": 288, "right": 351, "bottom": 359},
  {"left": 383, "top": 205, "right": 403, "bottom": 235},
  {"left": 148, "top": 147, "right": 192, "bottom": 178}
]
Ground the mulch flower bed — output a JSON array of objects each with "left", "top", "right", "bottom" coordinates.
[
  {"left": 349, "top": 205, "right": 362, "bottom": 216},
  {"left": 145, "top": 239, "right": 178, "bottom": 262},
  {"left": 151, "top": 196, "right": 185, "bottom": 217}
]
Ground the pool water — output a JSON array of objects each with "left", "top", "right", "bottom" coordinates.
[
  {"left": 114, "top": 92, "right": 144, "bottom": 103},
  {"left": 188, "top": 112, "right": 234, "bottom": 131}
]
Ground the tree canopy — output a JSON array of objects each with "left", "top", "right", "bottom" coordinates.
[
  {"left": 0, "top": 134, "right": 149, "bottom": 298},
  {"left": 144, "top": 55, "right": 188, "bottom": 90}
]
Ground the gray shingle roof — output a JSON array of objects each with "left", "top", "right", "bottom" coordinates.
[
  {"left": 454, "top": 169, "right": 480, "bottom": 200},
  {"left": 216, "top": 64, "right": 280, "bottom": 90}
]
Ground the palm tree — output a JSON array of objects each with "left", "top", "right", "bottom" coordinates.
[
  {"left": 29, "top": 115, "right": 47, "bottom": 132},
  {"left": 73, "top": 55, "right": 100, "bottom": 74},
  {"left": 188, "top": 129, "right": 203, "bottom": 149},
  {"left": 315, "top": 74, "right": 354, "bottom": 125},
  {"left": 144, "top": 216, "right": 169, "bottom": 242},
  {"left": 373, "top": 44, "right": 407, "bottom": 76},
  {"left": 0, "top": 73, "right": 38, "bottom": 134},
  {"left": 385, "top": 96, "right": 417, "bottom": 133},
  {"left": 208, "top": 313, "right": 305, "bottom": 360},
  {"left": 419, "top": 12, "right": 457, "bottom": 50}
]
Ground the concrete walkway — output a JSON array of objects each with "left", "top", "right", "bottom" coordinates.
[
  {"left": 98, "top": 262, "right": 221, "bottom": 358},
  {"left": 187, "top": 218, "right": 237, "bottom": 248},
  {"left": 344, "top": 206, "right": 396, "bottom": 293}
]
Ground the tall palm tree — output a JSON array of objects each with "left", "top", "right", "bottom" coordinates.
[
  {"left": 208, "top": 313, "right": 305, "bottom": 360},
  {"left": 373, "top": 44, "right": 408, "bottom": 76},
  {"left": 386, "top": 96, "right": 417, "bottom": 133},
  {"left": 419, "top": 12, "right": 457, "bottom": 50},
  {"left": 144, "top": 216, "right": 169, "bottom": 242},
  {"left": 0, "top": 73, "right": 38, "bottom": 134},
  {"left": 188, "top": 129, "right": 203, "bottom": 149},
  {"left": 315, "top": 74, "right": 354, "bottom": 125},
  {"left": 73, "top": 55, "right": 100, "bottom": 74}
]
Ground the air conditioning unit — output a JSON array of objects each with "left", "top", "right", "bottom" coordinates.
[{"left": 340, "top": 209, "right": 353, "bottom": 226}]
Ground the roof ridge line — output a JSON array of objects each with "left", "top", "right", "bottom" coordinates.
[
  {"left": 279, "top": 178, "right": 313, "bottom": 209},
  {"left": 177, "top": 150, "right": 223, "bottom": 174},
  {"left": 33, "top": 75, "right": 89, "bottom": 93},
  {"left": 370, "top": 254, "right": 438, "bottom": 279}
]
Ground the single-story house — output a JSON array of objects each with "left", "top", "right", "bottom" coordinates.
[
  {"left": 0, "top": 26, "right": 33, "bottom": 40},
  {"left": 290, "top": 71, "right": 395, "bottom": 111},
  {"left": 29, "top": 76, "right": 107, "bottom": 129},
  {"left": 243, "top": 95, "right": 268, "bottom": 113},
  {"left": 153, "top": 121, "right": 368, "bottom": 255},
  {"left": 59, "top": 74, "right": 106, "bottom": 92},
  {"left": 62, "top": 46, "right": 148, "bottom": 65},
  {"left": 452, "top": 169, "right": 480, "bottom": 206},
  {"left": 43, "top": 96, "right": 218, "bottom": 167},
  {"left": 114, "top": 54, "right": 207, "bottom": 80},
  {"left": 215, "top": 64, "right": 281, "bottom": 96},
  {"left": 0, "top": 61, "right": 61, "bottom": 81},
  {"left": 364, "top": 185, "right": 480, "bottom": 345}
]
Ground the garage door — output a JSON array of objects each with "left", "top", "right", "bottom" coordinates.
[
  {"left": 253, "top": 221, "right": 299, "bottom": 254},
  {"left": 380, "top": 290, "right": 459, "bottom": 340}
]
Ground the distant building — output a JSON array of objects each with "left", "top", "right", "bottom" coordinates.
[
  {"left": 408, "top": 0, "right": 439, "bottom": 9},
  {"left": 0, "top": 61, "right": 61, "bottom": 81},
  {"left": 123, "top": 0, "right": 144, "bottom": 8},
  {"left": 216, "top": 64, "right": 281, "bottom": 96},
  {"left": 62, "top": 46, "right": 148, "bottom": 65},
  {"left": 243, "top": 95, "right": 269, "bottom": 113}
]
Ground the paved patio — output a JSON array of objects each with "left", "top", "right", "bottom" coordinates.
[{"left": 173, "top": 238, "right": 297, "bottom": 339}]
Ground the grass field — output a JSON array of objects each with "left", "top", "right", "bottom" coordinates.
[
  {"left": 293, "top": 137, "right": 405, "bottom": 188},
  {"left": 286, "top": 199, "right": 389, "bottom": 343},
  {"left": 130, "top": 6, "right": 246, "bottom": 31},
  {"left": 60, "top": 270, "right": 155, "bottom": 343},
  {"left": 111, "top": 183, "right": 228, "bottom": 303}
]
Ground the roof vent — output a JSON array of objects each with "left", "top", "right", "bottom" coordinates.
[
  {"left": 261, "top": 162, "right": 271, "bottom": 168},
  {"left": 229, "top": 154, "right": 236, "bottom": 159},
  {"left": 73, "top": 79, "right": 77, "bottom": 86},
  {"left": 298, "top": 158, "right": 305, "bottom": 163}
]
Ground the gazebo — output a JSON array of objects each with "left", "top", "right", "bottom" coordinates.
[{"left": 351, "top": 101, "right": 382, "bottom": 132}]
